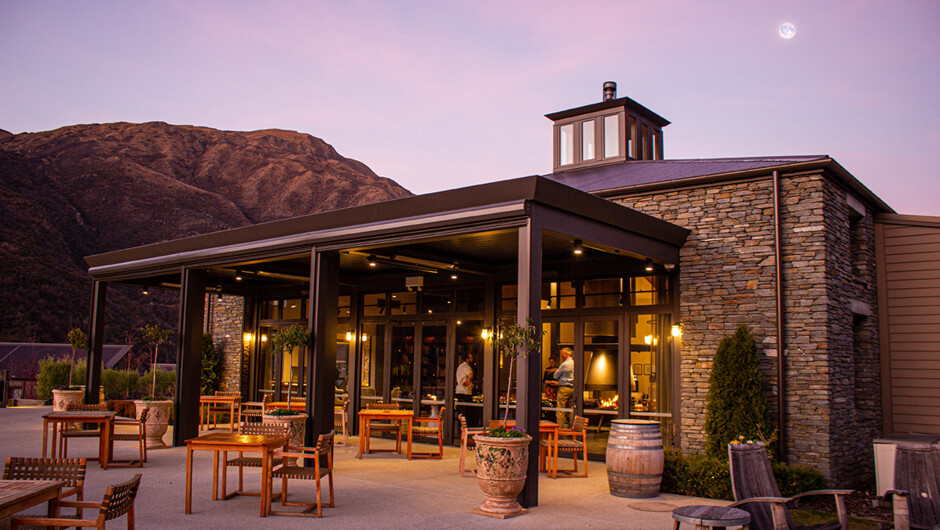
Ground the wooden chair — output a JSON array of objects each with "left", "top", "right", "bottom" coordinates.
[
  {"left": 206, "top": 391, "right": 241, "bottom": 429},
  {"left": 412, "top": 406, "right": 445, "bottom": 459},
  {"left": 457, "top": 413, "right": 483, "bottom": 477},
  {"left": 364, "top": 402, "right": 402, "bottom": 454},
  {"left": 108, "top": 407, "right": 148, "bottom": 468},
  {"left": 882, "top": 442, "right": 940, "bottom": 530},
  {"left": 728, "top": 442, "right": 852, "bottom": 530},
  {"left": 60, "top": 403, "right": 109, "bottom": 458},
  {"left": 333, "top": 400, "right": 349, "bottom": 446},
  {"left": 10, "top": 473, "right": 141, "bottom": 530},
  {"left": 222, "top": 422, "right": 290, "bottom": 499},
  {"left": 239, "top": 393, "right": 272, "bottom": 424},
  {"left": 542, "top": 414, "right": 587, "bottom": 477},
  {"left": 267, "top": 431, "right": 335, "bottom": 518},
  {"left": 3, "top": 457, "right": 86, "bottom": 516}
]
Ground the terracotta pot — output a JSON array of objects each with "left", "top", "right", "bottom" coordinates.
[
  {"left": 134, "top": 400, "right": 172, "bottom": 448},
  {"left": 472, "top": 434, "right": 532, "bottom": 519},
  {"left": 52, "top": 389, "right": 84, "bottom": 411}
]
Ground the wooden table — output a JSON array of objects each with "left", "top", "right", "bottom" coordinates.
[
  {"left": 42, "top": 410, "right": 116, "bottom": 469},
  {"left": 490, "top": 419, "right": 560, "bottom": 478},
  {"left": 185, "top": 432, "right": 289, "bottom": 517},
  {"left": 0, "top": 479, "right": 65, "bottom": 518},
  {"left": 357, "top": 410, "right": 414, "bottom": 460},
  {"left": 200, "top": 395, "right": 241, "bottom": 432},
  {"left": 672, "top": 505, "right": 751, "bottom": 529}
]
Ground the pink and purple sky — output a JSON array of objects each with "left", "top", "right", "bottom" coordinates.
[{"left": 2, "top": 1, "right": 938, "bottom": 214}]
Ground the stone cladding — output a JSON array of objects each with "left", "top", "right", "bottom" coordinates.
[
  {"left": 203, "top": 295, "right": 245, "bottom": 395},
  {"left": 611, "top": 171, "right": 881, "bottom": 486}
]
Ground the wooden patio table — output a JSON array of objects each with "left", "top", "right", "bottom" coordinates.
[
  {"left": 489, "top": 419, "right": 560, "bottom": 478},
  {"left": 184, "top": 432, "right": 289, "bottom": 517},
  {"left": 42, "top": 410, "right": 116, "bottom": 469},
  {"left": 199, "top": 395, "right": 241, "bottom": 432},
  {"left": 357, "top": 410, "right": 414, "bottom": 460},
  {"left": 0, "top": 479, "right": 65, "bottom": 519}
]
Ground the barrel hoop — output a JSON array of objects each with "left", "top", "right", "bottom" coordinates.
[
  {"left": 606, "top": 445, "right": 662, "bottom": 451},
  {"left": 607, "top": 471, "right": 663, "bottom": 479}
]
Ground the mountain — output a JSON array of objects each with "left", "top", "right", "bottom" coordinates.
[{"left": 0, "top": 122, "right": 412, "bottom": 343}]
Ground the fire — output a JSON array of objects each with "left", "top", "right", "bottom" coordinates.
[{"left": 600, "top": 395, "right": 619, "bottom": 408}]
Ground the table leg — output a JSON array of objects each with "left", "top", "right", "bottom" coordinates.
[
  {"left": 357, "top": 417, "right": 364, "bottom": 458},
  {"left": 260, "top": 448, "right": 270, "bottom": 517},
  {"left": 42, "top": 418, "right": 49, "bottom": 459},
  {"left": 100, "top": 419, "right": 111, "bottom": 469},
  {"left": 552, "top": 430, "right": 558, "bottom": 479},
  {"left": 212, "top": 450, "right": 219, "bottom": 501},
  {"left": 185, "top": 446, "right": 193, "bottom": 514},
  {"left": 406, "top": 418, "right": 413, "bottom": 460}
]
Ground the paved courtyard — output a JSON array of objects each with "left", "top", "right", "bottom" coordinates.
[{"left": 0, "top": 405, "right": 729, "bottom": 529}]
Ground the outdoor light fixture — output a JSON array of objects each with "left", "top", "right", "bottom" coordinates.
[
  {"left": 235, "top": 270, "right": 243, "bottom": 281},
  {"left": 142, "top": 286, "right": 149, "bottom": 295},
  {"left": 261, "top": 334, "right": 267, "bottom": 342},
  {"left": 361, "top": 333, "right": 368, "bottom": 342},
  {"left": 481, "top": 329, "right": 490, "bottom": 340},
  {"left": 217, "top": 292, "right": 223, "bottom": 300},
  {"left": 243, "top": 332, "right": 253, "bottom": 343},
  {"left": 671, "top": 324, "right": 682, "bottom": 338},
  {"left": 573, "top": 240, "right": 584, "bottom": 255},
  {"left": 644, "top": 334, "right": 653, "bottom": 345},
  {"left": 346, "top": 331, "right": 353, "bottom": 341},
  {"left": 367, "top": 255, "right": 377, "bottom": 267},
  {"left": 451, "top": 273, "right": 458, "bottom": 280},
  {"left": 644, "top": 259, "right": 654, "bottom": 272}
]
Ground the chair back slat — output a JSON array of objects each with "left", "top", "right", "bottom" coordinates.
[
  {"left": 365, "top": 403, "right": 399, "bottom": 410},
  {"left": 571, "top": 415, "right": 587, "bottom": 433},
  {"left": 239, "top": 422, "right": 290, "bottom": 437},
  {"left": 458, "top": 414, "right": 469, "bottom": 432},
  {"left": 729, "top": 442, "right": 795, "bottom": 530},
  {"left": 895, "top": 442, "right": 940, "bottom": 528},
  {"left": 66, "top": 403, "right": 108, "bottom": 411},
  {"left": 100, "top": 473, "right": 141, "bottom": 521},
  {"left": 214, "top": 391, "right": 241, "bottom": 397},
  {"left": 3, "top": 457, "right": 86, "bottom": 488}
]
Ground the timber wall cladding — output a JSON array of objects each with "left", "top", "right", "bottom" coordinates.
[{"left": 876, "top": 215, "right": 940, "bottom": 436}]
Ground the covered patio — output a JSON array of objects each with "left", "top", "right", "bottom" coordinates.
[{"left": 81, "top": 175, "right": 688, "bottom": 507}]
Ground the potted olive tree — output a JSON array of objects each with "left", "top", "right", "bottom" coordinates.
[
  {"left": 472, "top": 319, "right": 543, "bottom": 519},
  {"left": 134, "top": 323, "right": 174, "bottom": 448},
  {"left": 51, "top": 328, "right": 87, "bottom": 411},
  {"left": 262, "top": 324, "right": 310, "bottom": 452}
]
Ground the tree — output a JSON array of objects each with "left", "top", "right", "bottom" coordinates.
[
  {"left": 140, "top": 323, "right": 173, "bottom": 398},
  {"left": 704, "top": 324, "right": 771, "bottom": 458},
  {"left": 489, "top": 318, "right": 545, "bottom": 427},
  {"left": 66, "top": 328, "right": 87, "bottom": 388},
  {"left": 200, "top": 333, "right": 221, "bottom": 396},
  {"left": 269, "top": 324, "right": 310, "bottom": 403}
]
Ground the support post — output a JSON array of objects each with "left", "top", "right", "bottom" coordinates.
[
  {"left": 173, "top": 268, "right": 206, "bottom": 446},
  {"left": 517, "top": 218, "right": 542, "bottom": 508},
  {"left": 85, "top": 281, "right": 107, "bottom": 405},
  {"left": 307, "top": 249, "right": 339, "bottom": 451}
]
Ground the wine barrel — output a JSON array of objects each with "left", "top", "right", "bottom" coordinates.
[{"left": 605, "top": 419, "right": 664, "bottom": 498}]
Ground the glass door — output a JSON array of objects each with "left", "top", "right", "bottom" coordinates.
[
  {"left": 358, "top": 323, "right": 386, "bottom": 408},
  {"left": 390, "top": 326, "right": 414, "bottom": 407},
  {"left": 418, "top": 325, "right": 447, "bottom": 418},
  {"left": 582, "top": 319, "right": 620, "bottom": 458},
  {"left": 540, "top": 320, "right": 576, "bottom": 426},
  {"left": 454, "top": 321, "right": 484, "bottom": 432},
  {"left": 629, "top": 313, "right": 673, "bottom": 438}
]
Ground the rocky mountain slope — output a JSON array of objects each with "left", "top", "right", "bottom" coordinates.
[{"left": 0, "top": 122, "right": 412, "bottom": 343}]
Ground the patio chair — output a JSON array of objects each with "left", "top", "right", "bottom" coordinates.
[
  {"left": 412, "top": 406, "right": 445, "bottom": 459},
  {"left": 60, "top": 403, "right": 109, "bottom": 458},
  {"left": 364, "top": 402, "right": 402, "bottom": 454},
  {"left": 268, "top": 430, "right": 335, "bottom": 518},
  {"left": 881, "top": 441, "right": 940, "bottom": 530},
  {"left": 239, "top": 393, "right": 272, "bottom": 424},
  {"left": 3, "top": 456, "right": 86, "bottom": 516},
  {"left": 10, "top": 473, "right": 141, "bottom": 530},
  {"left": 107, "top": 407, "right": 147, "bottom": 468},
  {"left": 333, "top": 399, "right": 349, "bottom": 446},
  {"left": 542, "top": 414, "right": 588, "bottom": 477},
  {"left": 457, "top": 413, "right": 483, "bottom": 477},
  {"left": 222, "top": 421, "right": 290, "bottom": 499},
  {"left": 728, "top": 442, "right": 853, "bottom": 530}
]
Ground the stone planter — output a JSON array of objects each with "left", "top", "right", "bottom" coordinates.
[
  {"left": 262, "top": 412, "right": 308, "bottom": 462},
  {"left": 471, "top": 434, "right": 533, "bottom": 519},
  {"left": 134, "top": 400, "right": 172, "bottom": 448},
  {"left": 52, "top": 389, "right": 84, "bottom": 411}
]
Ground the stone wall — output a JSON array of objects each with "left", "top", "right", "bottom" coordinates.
[
  {"left": 204, "top": 295, "right": 245, "bottom": 395},
  {"left": 613, "top": 171, "right": 881, "bottom": 486}
]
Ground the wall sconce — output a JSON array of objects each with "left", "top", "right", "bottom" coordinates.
[
  {"left": 671, "top": 324, "right": 683, "bottom": 338},
  {"left": 346, "top": 331, "right": 353, "bottom": 341},
  {"left": 142, "top": 286, "right": 149, "bottom": 295},
  {"left": 243, "top": 332, "right": 253, "bottom": 343},
  {"left": 573, "top": 239, "right": 583, "bottom": 255},
  {"left": 481, "top": 329, "right": 490, "bottom": 340},
  {"left": 361, "top": 333, "right": 368, "bottom": 342},
  {"left": 260, "top": 334, "right": 267, "bottom": 342},
  {"left": 644, "top": 259, "right": 654, "bottom": 272}
]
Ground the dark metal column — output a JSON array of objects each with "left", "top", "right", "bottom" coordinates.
[
  {"left": 173, "top": 268, "right": 206, "bottom": 446},
  {"left": 517, "top": 217, "right": 543, "bottom": 508},
  {"left": 306, "top": 249, "right": 339, "bottom": 448},
  {"left": 85, "top": 281, "right": 107, "bottom": 405},
  {"left": 481, "top": 281, "right": 496, "bottom": 427}
]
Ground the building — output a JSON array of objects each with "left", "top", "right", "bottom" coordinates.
[{"left": 82, "top": 83, "right": 931, "bottom": 499}]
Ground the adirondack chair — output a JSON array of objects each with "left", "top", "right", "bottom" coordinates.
[
  {"left": 882, "top": 442, "right": 940, "bottom": 530},
  {"left": 728, "top": 442, "right": 853, "bottom": 530}
]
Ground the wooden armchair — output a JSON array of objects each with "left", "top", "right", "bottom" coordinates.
[
  {"left": 60, "top": 403, "right": 109, "bottom": 458},
  {"left": 108, "top": 407, "right": 148, "bottom": 468},
  {"left": 882, "top": 442, "right": 940, "bottom": 530},
  {"left": 10, "top": 473, "right": 141, "bottom": 530},
  {"left": 239, "top": 393, "right": 272, "bottom": 424},
  {"left": 457, "top": 413, "right": 483, "bottom": 477},
  {"left": 222, "top": 422, "right": 290, "bottom": 499},
  {"left": 542, "top": 414, "right": 587, "bottom": 477},
  {"left": 3, "top": 457, "right": 86, "bottom": 516},
  {"left": 268, "top": 431, "right": 335, "bottom": 518},
  {"left": 412, "top": 406, "right": 445, "bottom": 459},
  {"left": 364, "top": 402, "right": 402, "bottom": 454},
  {"left": 728, "top": 442, "right": 853, "bottom": 530},
  {"left": 333, "top": 399, "right": 349, "bottom": 446}
]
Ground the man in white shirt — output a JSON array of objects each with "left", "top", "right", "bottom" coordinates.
[
  {"left": 553, "top": 347, "right": 575, "bottom": 428},
  {"left": 456, "top": 352, "right": 478, "bottom": 425}
]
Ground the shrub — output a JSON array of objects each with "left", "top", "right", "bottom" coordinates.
[
  {"left": 704, "top": 325, "right": 771, "bottom": 458},
  {"left": 36, "top": 357, "right": 70, "bottom": 400},
  {"left": 200, "top": 333, "right": 220, "bottom": 395},
  {"left": 142, "top": 368, "right": 176, "bottom": 399},
  {"left": 101, "top": 369, "right": 141, "bottom": 399},
  {"left": 772, "top": 461, "right": 827, "bottom": 496}
]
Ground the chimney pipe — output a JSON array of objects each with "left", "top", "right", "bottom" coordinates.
[{"left": 603, "top": 81, "right": 617, "bottom": 101}]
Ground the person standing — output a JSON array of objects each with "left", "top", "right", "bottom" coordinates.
[
  {"left": 456, "top": 352, "right": 479, "bottom": 426},
  {"left": 553, "top": 347, "right": 575, "bottom": 428}
]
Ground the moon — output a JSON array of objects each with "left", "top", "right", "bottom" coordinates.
[{"left": 779, "top": 22, "right": 797, "bottom": 39}]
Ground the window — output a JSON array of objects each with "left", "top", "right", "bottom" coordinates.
[
  {"left": 604, "top": 115, "right": 619, "bottom": 158},
  {"left": 630, "top": 276, "right": 669, "bottom": 306},
  {"left": 582, "top": 121, "right": 595, "bottom": 161},
  {"left": 559, "top": 124, "right": 574, "bottom": 166}
]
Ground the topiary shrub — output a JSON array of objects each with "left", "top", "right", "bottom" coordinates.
[
  {"left": 704, "top": 324, "right": 771, "bottom": 458},
  {"left": 200, "top": 333, "right": 220, "bottom": 396},
  {"left": 36, "top": 357, "right": 70, "bottom": 400}
]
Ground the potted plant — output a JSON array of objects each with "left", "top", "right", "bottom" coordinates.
[
  {"left": 51, "top": 328, "right": 88, "bottom": 411},
  {"left": 134, "top": 323, "right": 174, "bottom": 448},
  {"left": 472, "top": 319, "right": 543, "bottom": 519},
  {"left": 262, "top": 407, "right": 307, "bottom": 463}
]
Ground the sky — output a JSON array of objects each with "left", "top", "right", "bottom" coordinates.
[{"left": 2, "top": 0, "right": 938, "bottom": 215}]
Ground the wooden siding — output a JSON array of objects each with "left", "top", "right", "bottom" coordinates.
[{"left": 876, "top": 214, "right": 940, "bottom": 435}]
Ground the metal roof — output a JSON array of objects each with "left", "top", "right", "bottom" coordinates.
[{"left": 0, "top": 343, "right": 132, "bottom": 378}]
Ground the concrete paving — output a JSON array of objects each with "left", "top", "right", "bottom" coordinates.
[{"left": 0, "top": 406, "right": 730, "bottom": 529}]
